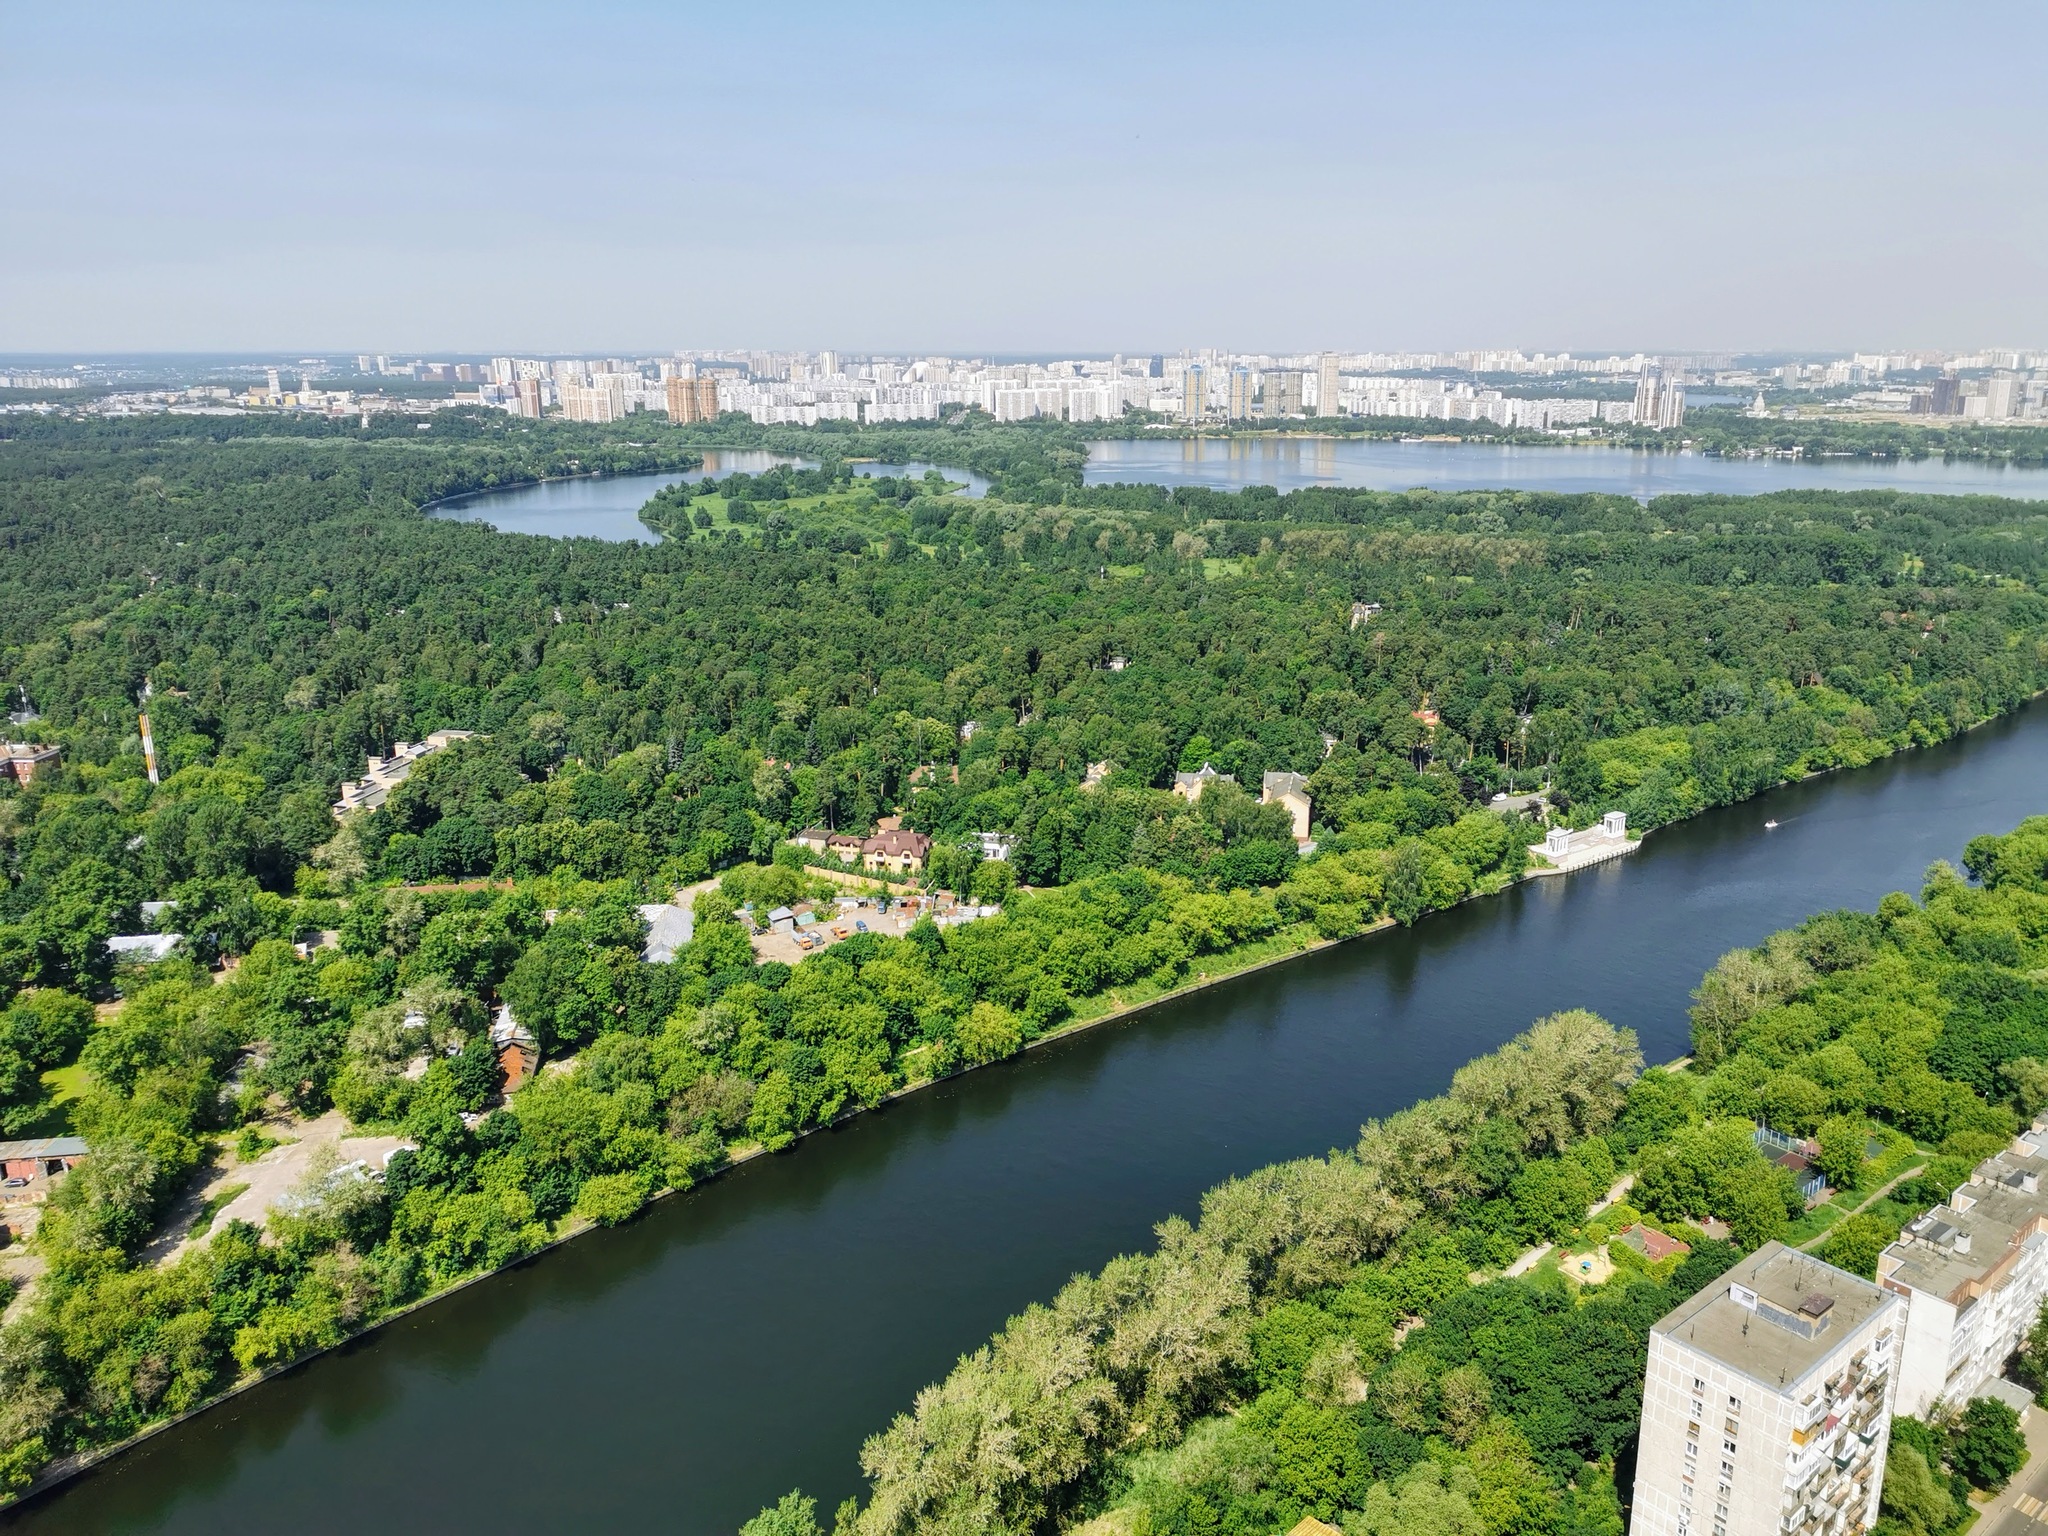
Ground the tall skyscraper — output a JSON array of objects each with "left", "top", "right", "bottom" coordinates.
[
  {"left": 1265, "top": 371, "right": 1304, "bottom": 417},
  {"left": 1182, "top": 363, "right": 1208, "bottom": 421},
  {"left": 1226, "top": 367, "right": 1254, "bottom": 420},
  {"left": 515, "top": 378, "right": 543, "bottom": 418},
  {"left": 1633, "top": 1244, "right": 1898, "bottom": 1536},
  {"left": 1317, "top": 352, "right": 1342, "bottom": 417},
  {"left": 696, "top": 375, "right": 720, "bottom": 420}
]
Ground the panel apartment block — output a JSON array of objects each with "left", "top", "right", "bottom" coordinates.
[
  {"left": 1879, "top": 1118, "right": 2048, "bottom": 1418},
  {"left": 1634, "top": 1244, "right": 1899, "bottom": 1536}
]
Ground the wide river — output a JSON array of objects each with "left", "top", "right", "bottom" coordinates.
[
  {"left": 427, "top": 438, "right": 2047, "bottom": 544},
  {"left": 1082, "top": 435, "right": 2048, "bottom": 499},
  {"left": 427, "top": 452, "right": 993, "bottom": 541},
  {"left": 11, "top": 705, "right": 2048, "bottom": 1532}
]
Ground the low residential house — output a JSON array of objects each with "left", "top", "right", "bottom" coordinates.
[
  {"left": 790, "top": 826, "right": 834, "bottom": 855},
  {"left": 1079, "top": 760, "right": 1113, "bottom": 791},
  {"left": 1260, "top": 771, "right": 1313, "bottom": 845},
  {"left": 1348, "top": 601, "right": 1383, "bottom": 630},
  {"left": 1172, "top": 763, "right": 1233, "bottom": 802},
  {"left": 489, "top": 1004, "right": 540, "bottom": 1092},
  {"left": 860, "top": 828, "right": 930, "bottom": 875},
  {"left": 972, "top": 831, "right": 1017, "bottom": 862},
  {"left": 332, "top": 730, "right": 478, "bottom": 818},
  {"left": 106, "top": 932, "right": 181, "bottom": 963},
  {"left": 1, "top": 743, "right": 61, "bottom": 783},
  {"left": 0, "top": 1136, "right": 88, "bottom": 1189},
  {"left": 638, "top": 902, "right": 695, "bottom": 963},
  {"left": 1616, "top": 1224, "right": 1692, "bottom": 1262}
]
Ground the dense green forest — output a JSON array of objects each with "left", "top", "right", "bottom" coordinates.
[
  {"left": 1, "top": 414, "right": 2046, "bottom": 1499},
  {"left": 730, "top": 816, "right": 2048, "bottom": 1536}
]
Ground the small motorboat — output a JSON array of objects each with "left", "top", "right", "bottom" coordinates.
[{"left": 1763, "top": 819, "right": 1780, "bottom": 830}]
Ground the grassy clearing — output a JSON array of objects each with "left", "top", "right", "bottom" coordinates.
[
  {"left": 187, "top": 1183, "right": 250, "bottom": 1240},
  {"left": 20, "top": 1064, "right": 89, "bottom": 1139}
]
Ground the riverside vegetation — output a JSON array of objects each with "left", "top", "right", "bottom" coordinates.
[
  {"left": 744, "top": 815, "right": 2048, "bottom": 1536},
  {"left": 0, "top": 413, "right": 2045, "bottom": 1498}
]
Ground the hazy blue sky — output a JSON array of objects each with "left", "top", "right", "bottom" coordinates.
[{"left": 7, "top": 2, "right": 2044, "bottom": 355}]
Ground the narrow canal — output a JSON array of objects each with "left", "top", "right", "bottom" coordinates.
[{"left": 11, "top": 706, "right": 2048, "bottom": 1534}]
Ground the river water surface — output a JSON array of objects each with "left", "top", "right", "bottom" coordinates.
[
  {"left": 425, "top": 439, "right": 2046, "bottom": 545},
  {"left": 1083, "top": 435, "right": 2048, "bottom": 499},
  {"left": 427, "top": 454, "right": 990, "bottom": 541},
  {"left": 10, "top": 705, "right": 2047, "bottom": 1533}
]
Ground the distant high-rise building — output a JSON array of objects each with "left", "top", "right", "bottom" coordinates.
[
  {"left": 515, "top": 379, "right": 543, "bottom": 418},
  {"left": 559, "top": 382, "right": 619, "bottom": 423},
  {"left": 1226, "top": 367, "right": 1254, "bottom": 420},
  {"left": 666, "top": 375, "right": 701, "bottom": 424},
  {"left": 1633, "top": 369, "right": 1662, "bottom": 424},
  {"left": 1929, "top": 374, "right": 1962, "bottom": 415},
  {"left": 696, "top": 375, "right": 720, "bottom": 421},
  {"left": 1317, "top": 352, "right": 1342, "bottom": 417},
  {"left": 265, "top": 367, "right": 281, "bottom": 398},
  {"left": 1146, "top": 355, "right": 1164, "bottom": 378},
  {"left": 1182, "top": 363, "right": 1208, "bottom": 421},
  {"left": 819, "top": 351, "right": 841, "bottom": 378},
  {"left": 1985, "top": 372, "right": 2023, "bottom": 421},
  {"left": 356, "top": 355, "right": 374, "bottom": 373},
  {"left": 1631, "top": 368, "right": 1686, "bottom": 430},
  {"left": 1633, "top": 1243, "right": 1899, "bottom": 1536},
  {"left": 1264, "top": 371, "right": 1304, "bottom": 417}
]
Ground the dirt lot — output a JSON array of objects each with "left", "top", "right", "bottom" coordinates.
[
  {"left": 749, "top": 900, "right": 925, "bottom": 964},
  {"left": 147, "top": 1109, "right": 409, "bottom": 1265}
]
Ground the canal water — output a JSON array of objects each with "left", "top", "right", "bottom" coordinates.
[{"left": 12, "top": 705, "right": 2046, "bottom": 1533}]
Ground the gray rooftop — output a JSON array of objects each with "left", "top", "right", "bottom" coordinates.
[
  {"left": 1880, "top": 1128, "right": 2048, "bottom": 1305},
  {"left": 0, "top": 1136, "right": 88, "bottom": 1159},
  {"left": 639, "top": 902, "right": 695, "bottom": 964},
  {"left": 1653, "top": 1242, "right": 1896, "bottom": 1392}
]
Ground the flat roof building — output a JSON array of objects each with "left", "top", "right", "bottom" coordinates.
[
  {"left": 1879, "top": 1118, "right": 2048, "bottom": 1418},
  {"left": 1634, "top": 1243, "right": 1899, "bottom": 1536},
  {"left": 333, "top": 730, "right": 477, "bottom": 818}
]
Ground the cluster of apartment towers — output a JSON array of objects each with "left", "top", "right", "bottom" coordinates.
[{"left": 1632, "top": 1120, "right": 2048, "bottom": 1535}]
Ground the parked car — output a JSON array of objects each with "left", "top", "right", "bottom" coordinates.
[{"left": 854, "top": 919, "right": 868, "bottom": 933}]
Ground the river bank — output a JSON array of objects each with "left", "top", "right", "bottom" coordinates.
[
  {"left": 9, "top": 700, "right": 2048, "bottom": 1529},
  {"left": 2, "top": 912, "right": 1382, "bottom": 1510}
]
